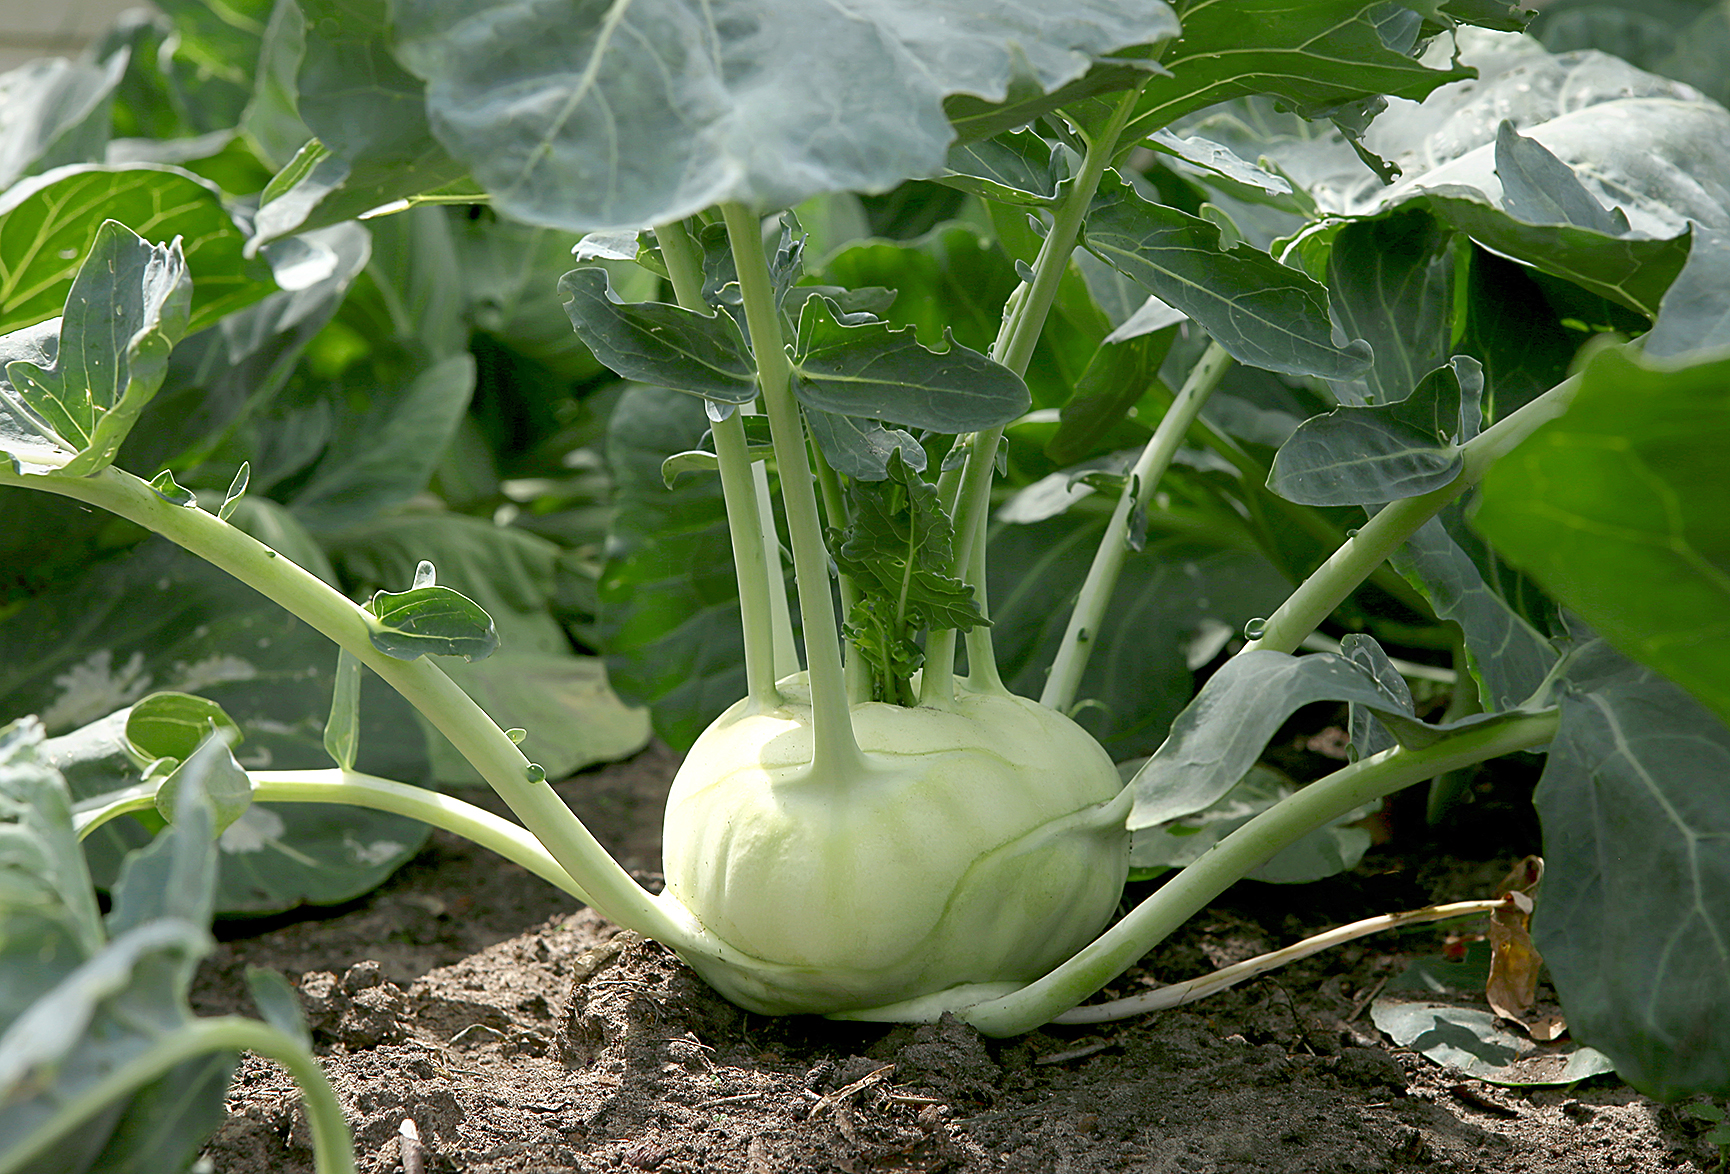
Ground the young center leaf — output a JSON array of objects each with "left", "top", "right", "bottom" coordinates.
[
  {"left": 0, "top": 220, "right": 191, "bottom": 477},
  {"left": 789, "top": 295, "right": 1029, "bottom": 432},
  {"left": 366, "top": 572, "right": 501, "bottom": 664},
  {"left": 835, "top": 451, "right": 985, "bottom": 705}
]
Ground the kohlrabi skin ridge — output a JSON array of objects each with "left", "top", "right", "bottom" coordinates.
[{"left": 661, "top": 673, "right": 1130, "bottom": 1016}]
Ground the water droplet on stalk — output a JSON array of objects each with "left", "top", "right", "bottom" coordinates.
[
  {"left": 506, "top": 728, "right": 527, "bottom": 744},
  {"left": 1244, "top": 617, "right": 1267, "bottom": 640},
  {"left": 526, "top": 763, "right": 546, "bottom": 783}
]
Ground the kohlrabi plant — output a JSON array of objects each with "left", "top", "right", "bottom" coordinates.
[{"left": 4, "top": 1, "right": 1730, "bottom": 1171}]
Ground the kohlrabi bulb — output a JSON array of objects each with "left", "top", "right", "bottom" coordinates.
[{"left": 660, "top": 674, "right": 1129, "bottom": 1016}]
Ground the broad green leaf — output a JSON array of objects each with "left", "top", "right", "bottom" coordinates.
[
  {"left": 285, "top": 353, "right": 476, "bottom": 531},
  {"left": 1472, "top": 344, "right": 1730, "bottom": 727},
  {"left": 1645, "top": 227, "right": 1730, "bottom": 359},
  {"left": 117, "top": 222, "right": 373, "bottom": 478},
  {"left": 1146, "top": 129, "right": 1293, "bottom": 197},
  {"left": 0, "top": 539, "right": 431, "bottom": 914},
  {"left": 789, "top": 296, "right": 1030, "bottom": 432},
  {"left": 1125, "top": 648, "right": 1536, "bottom": 829},
  {"left": 106, "top": 735, "right": 223, "bottom": 936},
  {"left": 151, "top": 0, "right": 277, "bottom": 131},
  {"left": 1494, "top": 121, "right": 1627, "bottom": 234},
  {"left": 1390, "top": 511, "right": 1558, "bottom": 711},
  {"left": 558, "top": 268, "right": 758, "bottom": 404},
  {"left": 1, "top": 222, "right": 191, "bottom": 477},
  {"left": 1332, "top": 31, "right": 1727, "bottom": 316},
  {"left": 598, "top": 384, "right": 748, "bottom": 749},
  {"left": 989, "top": 520, "right": 1291, "bottom": 760},
  {"left": 1530, "top": 639, "right": 1730, "bottom": 1099},
  {"left": 367, "top": 584, "right": 500, "bottom": 662},
  {"left": 151, "top": 739, "right": 253, "bottom": 836},
  {"left": 0, "top": 164, "right": 274, "bottom": 337},
  {"left": 1455, "top": 245, "right": 1591, "bottom": 421},
  {"left": 389, "top": 0, "right": 1177, "bottom": 231},
  {"left": 123, "top": 693, "right": 242, "bottom": 764},
  {"left": 0, "top": 48, "right": 127, "bottom": 190},
  {"left": 1324, "top": 207, "right": 1456, "bottom": 407},
  {"left": 1083, "top": 172, "right": 1372, "bottom": 380},
  {"left": 1130, "top": 765, "right": 1375, "bottom": 883},
  {"left": 1340, "top": 632, "right": 1413, "bottom": 759},
  {"left": 1119, "top": 0, "right": 1479, "bottom": 142},
  {"left": 0, "top": 719, "right": 104, "bottom": 1028},
  {"left": 1268, "top": 357, "right": 1480, "bottom": 506}
]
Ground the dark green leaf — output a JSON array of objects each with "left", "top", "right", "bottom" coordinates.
[
  {"left": 0, "top": 539, "right": 431, "bottom": 914},
  {"left": 1529, "top": 638, "right": 1730, "bottom": 1099},
  {"left": 1268, "top": 357, "right": 1480, "bottom": 506},
  {"left": 1324, "top": 207, "right": 1456, "bottom": 407},
  {"left": 117, "top": 222, "right": 373, "bottom": 478},
  {"left": 1083, "top": 172, "right": 1372, "bottom": 380},
  {"left": 1046, "top": 329, "right": 1174, "bottom": 466},
  {"left": 0, "top": 164, "right": 273, "bottom": 337},
  {"left": 285, "top": 353, "right": 476, "bottom": 531},
  {"left": 939, "top": 129, "right": 1064, "bottom": 206},
  {"left": 1340, "top": 633, "right": 1412, "bottom": 759},
  {"left": 790, "top": 296, "right": 1029, "bottom": 431},
  {"left": 1390, "top": 510, "right": 1558, "bottom": 712},
  {"left": 558, "top": 267, "right": 758, "bottom": 404},
  {"left": 367, "top": 585, "right": 500, "bottom": 663},
  {"left": 456, "top": 214, "right": 608, "bottom": 383},
  {"left": 2, "top": 221, "right": 192, "bottom": 477},
  {"left": 1473, "top": 344, "right": 1730, "bottom": 727},
  {"left": 1121, "top": 0, "right": 1477, "bottom": 142},
  {"left": 1126, "top": 648, "right": 1533, "bottom": 830},
  {"left": 389, "top": 0, "right": 1176, "bottom": 230},
  {"left": 123, "top": 693, "right": 243, "bottom": 764},
  {"left": 597, "top": 384, "right": 748, "bottom": 750},
  {"left": 245, "top": 966, "right": 310, "bottom": 1049},
  {"left": 989, "top": 520, "right": 1292, "bottom": 760}
]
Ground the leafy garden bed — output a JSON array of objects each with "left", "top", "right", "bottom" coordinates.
[{"left": 4, "top": 2, "right": 1730, "bottom": 1172}]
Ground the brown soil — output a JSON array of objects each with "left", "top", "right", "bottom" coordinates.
[{"left": 193, "top": 740, "right": 1720, "bottom": 1174}]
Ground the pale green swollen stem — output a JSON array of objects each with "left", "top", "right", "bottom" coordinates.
[
  {"left": 1041, "top": 341, "right": 1234, "bottom": 714},
  {"left": 1242, "top": 373, "right": 1582, "bottom": 656},
  {"left": 959, "top": 708, "right": 1561, "bottom": 1036},
  {"left": 720, "top": 201, "right": 864, "bottom": 774},
  {"left": 655, "top": 220, "right": 782, "bottom": 707},
  {"left": 0, "top": 1016, "right": 355, "bottom": 1174},
  {"left": 0, "top": 464, "right": 699, "bottom": 953}
]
